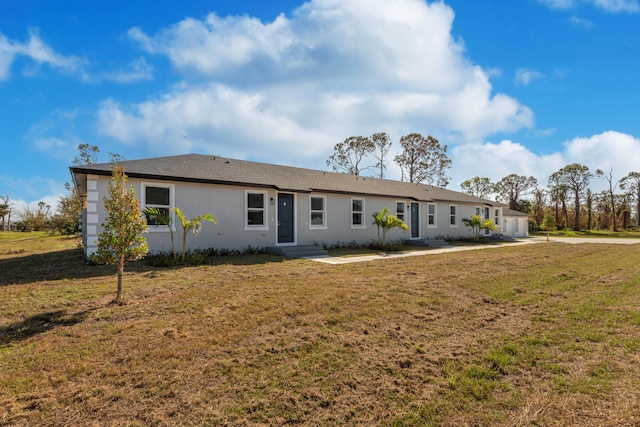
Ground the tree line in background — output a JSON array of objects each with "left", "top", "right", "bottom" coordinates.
[
  {"left": 0, "top": 144, "right": 116, "bottom": 234},
  {"left": 460, "top": 165, "right": 640, "bottom": 232}
]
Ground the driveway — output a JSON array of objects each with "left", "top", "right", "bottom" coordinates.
[{"left": 307, "top": 236, "right": 640, "bottom": 265}]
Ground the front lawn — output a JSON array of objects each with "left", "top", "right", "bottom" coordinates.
[{"left": 1, "top": 235, "right": 639, "bottom": 425}]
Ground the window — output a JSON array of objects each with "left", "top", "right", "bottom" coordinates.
[
  {"left": 396, "top": 202, "right": 405, "bottom": 222},
  {"left": 351, "top": 198, "right": 364, "bottom": 228},
  {"left": 494, "top": 208, "right": 500, "bottom": 225},
  {"left": 246, "top": 191, "right": 267, "bottom": 229},
  {"left": 427, "top": 203, "right": 436, "bottom": 227},
  {"left": 449, "top": 205, "right": 458, "bottom": 227},
  {"left": 142, "top": 183, "right": 174, "bottom": 231},
  {"left": 310, "top": 196, "right": 326, "bottom": 228},
  {"left": 475, "top": 206, "right": 481, "bottom": 216},
  {"left": 484, "top": 207, "right": 490, "bottom": 220}
]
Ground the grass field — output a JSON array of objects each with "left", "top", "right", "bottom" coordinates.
[{"left": 1, "top": 233, "right": 639, "bottom": 426}]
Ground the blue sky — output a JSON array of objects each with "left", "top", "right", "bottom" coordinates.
[{"left": 2, "top": 0, "right": 640, "bottom": 213}]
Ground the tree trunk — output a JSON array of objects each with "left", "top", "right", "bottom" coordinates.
[
  {"left": 115, "top": 257, "right": 124, "bottom": 304},
  {"left": 587, "top": 193, "right": 592, "bottom": 230},
  {"left": 610, "top": 193, "right": 617, "bottom": 232},
  {"left": 637, "top": 189, "right": 640, "bottom": 226},
  {"left": 573, "top": 190, "right": 580, "bottom": 231}
]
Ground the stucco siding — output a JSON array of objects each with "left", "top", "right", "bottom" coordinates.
[{"left": 83, "top": 174, "right": 506, "bottom": 256}]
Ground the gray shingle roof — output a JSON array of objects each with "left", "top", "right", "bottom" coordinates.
[
  {"left": 70, "top": 154, "right": 502, "bottom": 206},
  {"left": 502, "top": 208, "right": 530, "bottom": 217}
]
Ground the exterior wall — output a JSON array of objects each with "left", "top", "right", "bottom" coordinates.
[
  {"left": 503, "top": 216, "right": 529, "bottom": 238},
  {"left": 83, "top": 176, "right": 505, "bottom": 255},
  {"left": 294, "top": 193, "right": 413, "bottom": 247},
  {"left": 144, "top": 179, "right": 279, "bottom": 254},
  {"left": 84, "top": 175, "right": 100, "bottom": 256}
]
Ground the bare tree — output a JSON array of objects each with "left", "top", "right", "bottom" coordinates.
[
  {"left": 369, "top": 132, "right": 393, "bottom": 179},
  {"left": 394, "top": 133, "right": 451, "bottom": 186},
  {"left": 596, "top": 168, "right": 621, "bottom": 231},
  {"left": 326, "top": 136, "right": 375, "bottom": 176},
  {"left": 73, "top": 144, "right": 101, "bottom": 165},
  {"left": 460, "top": 177, "right": 496, "bottom": 199}
]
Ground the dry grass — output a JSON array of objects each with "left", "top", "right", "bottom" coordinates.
[{"left": 1, "top": 234, "right": 639, "bottom": 426}]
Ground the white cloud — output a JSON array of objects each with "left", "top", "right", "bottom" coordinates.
[
  {"left": 450, "top": 131, "right": 640, "bottom": 193},
  {"left": 593, "top": 0, "right": 640, "bottom": 12},
  {"left": 568, "top": 16, "right": 594, "bottom": 28},
  {"left": 27, "top": 109, "right": 87, "bottom": 161},
  {"left": 0, "top": 29, "right": 85, "bottom": 81},
  {"left": 538, "top": 0, "right": 639, "bottom": 12},
  {"left": 101, "top": 0, "right": 533, "bottom": 166},
  {"left": 102, "top": 57, "right": 154, "bottom": 83},
  {"left": 563, "top": 131, "right": 640, "bottom": 173},
  {"left": 0, "top": 174, "right": 67, "bottom": 215},
  {"left": 537, "top": 0, "right": 575, "bottom": 9},
  {"left": 514, "top": 68, "right": 544, "bottom": 86}
]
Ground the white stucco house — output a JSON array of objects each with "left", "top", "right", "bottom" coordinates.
[{"left": 70, "top": 154, "right": 523, "bottom": 257}]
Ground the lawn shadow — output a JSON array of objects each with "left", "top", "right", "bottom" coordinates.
[
  {"left": 0, "top": 248, "right": 115, "bottom": 286},
  {"left": 0, "top": 309, "right": 93, "bottom": 346},
  {"left": 1, "top": 248, "right": 285, "bottom": 287}
]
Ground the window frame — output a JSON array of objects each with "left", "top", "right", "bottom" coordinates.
[
  {"left": 141, "top": 182, "right": 175, "bottom": 233},
  {"left": 494, "top": 208, "right": 500, "bottom": 225},
  {"left": 427, "top": 203, "right": 437, "bottom": 228},
  {"left": 396, "top": 201, "right": 405, "bottom": 222},
  {"left": 449, "top": 204, "right": 458, "bottom": 227},
  {"left": 245, "top": 190, "right": 269, "bottom": 231},
  {"left": 309, "top": 195, "right": 327, "bottom": 229},
  {"left": 351, "top": 198, "right": 365, "bottom": 229}
]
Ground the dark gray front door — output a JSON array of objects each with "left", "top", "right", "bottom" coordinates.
[
  {"left": 278, "top": 193, "right": 294, "bottom": 244},
  {"left": 410, "top": 203, "right": 419, "bottom": 238}
]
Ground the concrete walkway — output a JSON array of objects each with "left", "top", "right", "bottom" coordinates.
[{"left": 306, "top": 236, "right": 640, "bottom": 265}]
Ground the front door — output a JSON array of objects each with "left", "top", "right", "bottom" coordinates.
[
  {"left": 410, "top": 202, "right": 419, "bottom": 238},
  {"left": 278, "top": 193, "right": 294, "bottom": 244}
]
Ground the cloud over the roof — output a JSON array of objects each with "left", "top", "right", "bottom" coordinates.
[{"left": 100, "top": 0, "right": 533, "bottom": 169}]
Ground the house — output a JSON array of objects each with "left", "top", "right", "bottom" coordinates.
[
  {"left": 502, "top": 208, "right": 530, "bottom": 238},
  {"left": 70, "top": 154, "right": 510, "bottom": 257}
]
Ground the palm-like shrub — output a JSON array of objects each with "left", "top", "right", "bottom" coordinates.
[
  {"left": 372, "top": 208, "right": 409, "bottom": 247},
  {"left": 462, "top": 215, "right": 497, "bottom": 241}
]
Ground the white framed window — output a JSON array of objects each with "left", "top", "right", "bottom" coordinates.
[
  {"left": 494, "top": 208, "right": 500, "bottom": 225},
  {"left": 475, "top": 206, "right": 481, "bottom": 216},
  {"left": 141, "top": 182, "right": 175, "bottom": 232},
  {"left": 449, "top": 205, "right": 458, "bottom": 227},
  {"left": 427, "top": 203, "right": 437, "bottom": 227},
  {"left": 351, "top": 198, "right": 365, "bottom": 228},
  {"left": 396, "top": 201, "right": 405, "bottom": 222},
  {"left": 310, "top": 196, "right": 326, "bottom": 229},
  {"left": 246, "top": 191, "right": 268, "bottom": 230}
]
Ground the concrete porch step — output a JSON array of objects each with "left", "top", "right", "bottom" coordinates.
[
  {"left": 266, "top": 245, "right": 329, "bottom": 259},
  {"left": 406, "top": 238, "right": 449, "bottom": 248}
]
